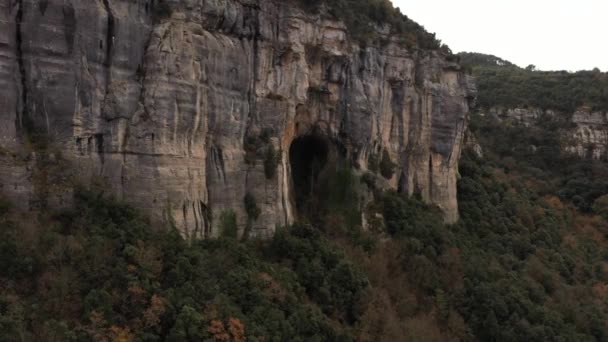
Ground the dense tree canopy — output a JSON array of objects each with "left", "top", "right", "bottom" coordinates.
[{"left": 0, "top": 191, "right": 366, "bottom": 340}]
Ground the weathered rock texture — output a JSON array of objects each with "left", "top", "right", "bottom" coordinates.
[
  {"left": 0, "top": 0, "right": 474, "bottom": 237},
  {"left": 485, "top": 107, "right": 608, "bottom": 160},
  {"left": 567, "top": 111, "right": 608, "bottom": 159}
]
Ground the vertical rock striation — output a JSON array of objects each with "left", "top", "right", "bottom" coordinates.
[{"left": 0, "top": 0, "right": 474, "bottom": 237}]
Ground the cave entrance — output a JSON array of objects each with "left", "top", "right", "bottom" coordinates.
[{"left": 289, "top": 134, "right": 330, "bottom": 218}]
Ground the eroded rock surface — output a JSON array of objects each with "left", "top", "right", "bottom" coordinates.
[
  {"left": 0, "top": 0, "right": 474, "bottom": 237},
  {"left": 484, "top": 107, "right": 608, "bottom": 160}
]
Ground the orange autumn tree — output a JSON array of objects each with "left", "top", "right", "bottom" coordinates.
[{"left": 208, "top": 317, "right": 245, "bottom": 342}]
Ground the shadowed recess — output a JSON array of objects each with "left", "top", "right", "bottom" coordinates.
[{"left": 289, "top": 134, "right": 329, "bottom": 214}]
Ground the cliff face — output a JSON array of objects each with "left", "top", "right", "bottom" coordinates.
[
  {"left": 567, "top": 111, "right": 608, "bottom": 159},
  {"left": 485, "top": 107, "right": 608, "bottom": 159},
  {"left": 0, "top": 0, "right": 474, "bottom": 237}
]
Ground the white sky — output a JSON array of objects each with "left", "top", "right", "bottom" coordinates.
[{"left": 391, "top": 0, "right": 608, "bottom": 72}]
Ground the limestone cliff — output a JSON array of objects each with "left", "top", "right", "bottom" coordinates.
[
  {"left": 485, "top": 107, "right": 608, "bottom": 160},
  {"left": 0, "top": 0, "right": 474, "bottom": 237}
]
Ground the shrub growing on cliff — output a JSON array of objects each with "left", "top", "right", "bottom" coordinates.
[
  {"left": 263, "top": 145, "right": 280, "bottom": 179},
  {"left": 244, "top": 130, "right": 278, "bottom": 176},
  {"left": 244, "top": 192, "right": 261, "bottom": 221},
  {"left": 379, "top": 149, "right": 396, "bottom": 179},
  {"left": 219, "top": 210, "right": 238, "bottom": 239},
  {"left": 367, "top": 152, "right": 379, "bottom": 174},
  {"left": 152, "top": 0, "right": 172, "bottom": 21}
]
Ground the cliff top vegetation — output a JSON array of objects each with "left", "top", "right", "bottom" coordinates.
[
  {"left": 295, "top": 0, "right": 444, "bottom": 50},
  {"left": 459, "top": 52, "right": 608, "bottom": 112}
]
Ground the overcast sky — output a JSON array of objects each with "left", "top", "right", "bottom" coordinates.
[{"left": 391, "top": 0, "right": 608, "bottom": 72}]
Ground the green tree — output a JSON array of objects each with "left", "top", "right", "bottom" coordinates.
[{"left": 167, "top": 306, "right": 206, "bottom": 341}]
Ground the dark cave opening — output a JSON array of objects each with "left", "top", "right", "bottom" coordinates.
[
  {"left": 289, "top": 133, "right": 362, "bottom": 228},
  {"left": 289, "top": 134, "right": 330, "bottom": 216}
]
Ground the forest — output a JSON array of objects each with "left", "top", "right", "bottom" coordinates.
[
  {"left": 459, "top": 52, "right": 608, "bottom": 112},
  {"left": 4, "top": 109, "right": 608, "bottom": 340}
]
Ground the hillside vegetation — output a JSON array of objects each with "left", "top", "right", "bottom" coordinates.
[
  {"left": 4, "top": 122, "right": 608, "bottom": 341},
  {"left": 295, "top": 0, "right": 443, "bottom": 49},
  {"left": 459, "top": 52, "right": 608, "bottom": 112}
]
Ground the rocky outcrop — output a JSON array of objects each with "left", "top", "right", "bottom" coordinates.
[
  {"left": 483, "top": 107, "right": 608, "bottom": 159},
  {"left": 567, "top": 111, "right": 608, "bottom": 159},
  {"left": 486, "top": 107, "right": 554, "bottom": 127},
  {"left": 0, "top": 0, "right": 474, "bottom": 237}
]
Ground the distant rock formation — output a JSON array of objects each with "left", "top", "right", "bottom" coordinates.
[{"left": 483, "top": 107, "right": 608, "bottom": 160}]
